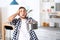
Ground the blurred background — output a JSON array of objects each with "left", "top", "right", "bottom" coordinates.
[{"left": 0, "top": 0, "right": 60, "bottom": 40}]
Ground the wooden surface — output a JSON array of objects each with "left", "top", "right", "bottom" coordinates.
[{"left": 2, "top": 23, "right": 14, "bottom": 40}]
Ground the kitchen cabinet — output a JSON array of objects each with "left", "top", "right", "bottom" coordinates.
[
  {"left": 34, "top": 27, "right": 60, "bottom": 40},
  {"left": 40, "top": 0, "right": 55, "bottom": 26}
]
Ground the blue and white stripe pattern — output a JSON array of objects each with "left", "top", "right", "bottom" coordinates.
[{"left": 10, "top": 18, "right": 38, "bottom": 40}]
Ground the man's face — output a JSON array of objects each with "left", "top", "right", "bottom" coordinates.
[{"left": 19, "top": 8, "right": 27, "bottom": 19}]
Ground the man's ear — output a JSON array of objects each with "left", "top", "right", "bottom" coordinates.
[
  {"left": 18, "top": 10, "right": 20, "bottom": 16},
  {"left": 18, "top": 13, "right": 20, "bottom": 16},
  {"left": 17, "top": 12, "right": 20, "bottom": 16}
]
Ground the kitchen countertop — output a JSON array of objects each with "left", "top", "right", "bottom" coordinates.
[
  {"left": 34, "top": 27, "right": 60, "bottom": 31},
  {"left": 50, "top": 18, "right": 60, "bottom": 23},
  {"left": 33, "top": 27, "right": 60, "bottom": 40}
]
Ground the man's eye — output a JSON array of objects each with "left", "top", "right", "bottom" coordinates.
[
  {"left": 20, "top": 10, "right": 22, "bottom": 12},
  {"left": 20, "top": 10, "right": 26, "bottom": 12},
  {"left": 23, "top": 11, "right": 25, "bottom": 12}
]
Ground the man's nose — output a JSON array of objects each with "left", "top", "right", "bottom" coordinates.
[{"left": 22, "top": 12, "right": 25, "bottom": 14}]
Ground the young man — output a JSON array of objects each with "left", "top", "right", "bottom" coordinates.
[{"left": 8, "top": 7, "right": 38, "bottom": 40}]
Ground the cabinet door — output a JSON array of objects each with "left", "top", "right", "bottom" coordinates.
[{"left": 34, "top": 28, "right": 60, "bottom": 40}]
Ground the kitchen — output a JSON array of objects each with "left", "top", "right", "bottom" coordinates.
[{"left": 0, "top": 0, "right": 60, "bottom": 40}]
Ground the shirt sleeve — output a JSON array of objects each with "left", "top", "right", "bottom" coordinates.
[
  {"left": 10, "top": 18, "right": 18, "bottom": 26},
  {"left": 28, "top": 17, "right": 38, "bottom": 29},
  {"left": 29, "top": 17, "right": 37, "bottom": 24}
]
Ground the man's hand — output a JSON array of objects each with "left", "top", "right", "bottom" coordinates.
[
  {"left": 28, "top": 19, "right": 37, "bottom": 24},
  {"left": 8, "top": 10, "right": 20, "bottom": 22}
]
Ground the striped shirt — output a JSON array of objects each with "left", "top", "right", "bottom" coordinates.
[{"left": 10, "top": 17, "right": 38, "bottom": 40}]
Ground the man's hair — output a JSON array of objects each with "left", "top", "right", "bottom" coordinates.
[{"left": 19, "top": 7, "right": 26, "bottom": 10}]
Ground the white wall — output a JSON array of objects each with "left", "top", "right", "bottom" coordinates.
[
  {"left": 1, "top": 7, "right": 8, "bottom": 23},
  {"left": 0, "top": 0, "right": 40, "bottom": 27},
  {"left": 0, "top": 0, "right": 40, "bottom": 39}
]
